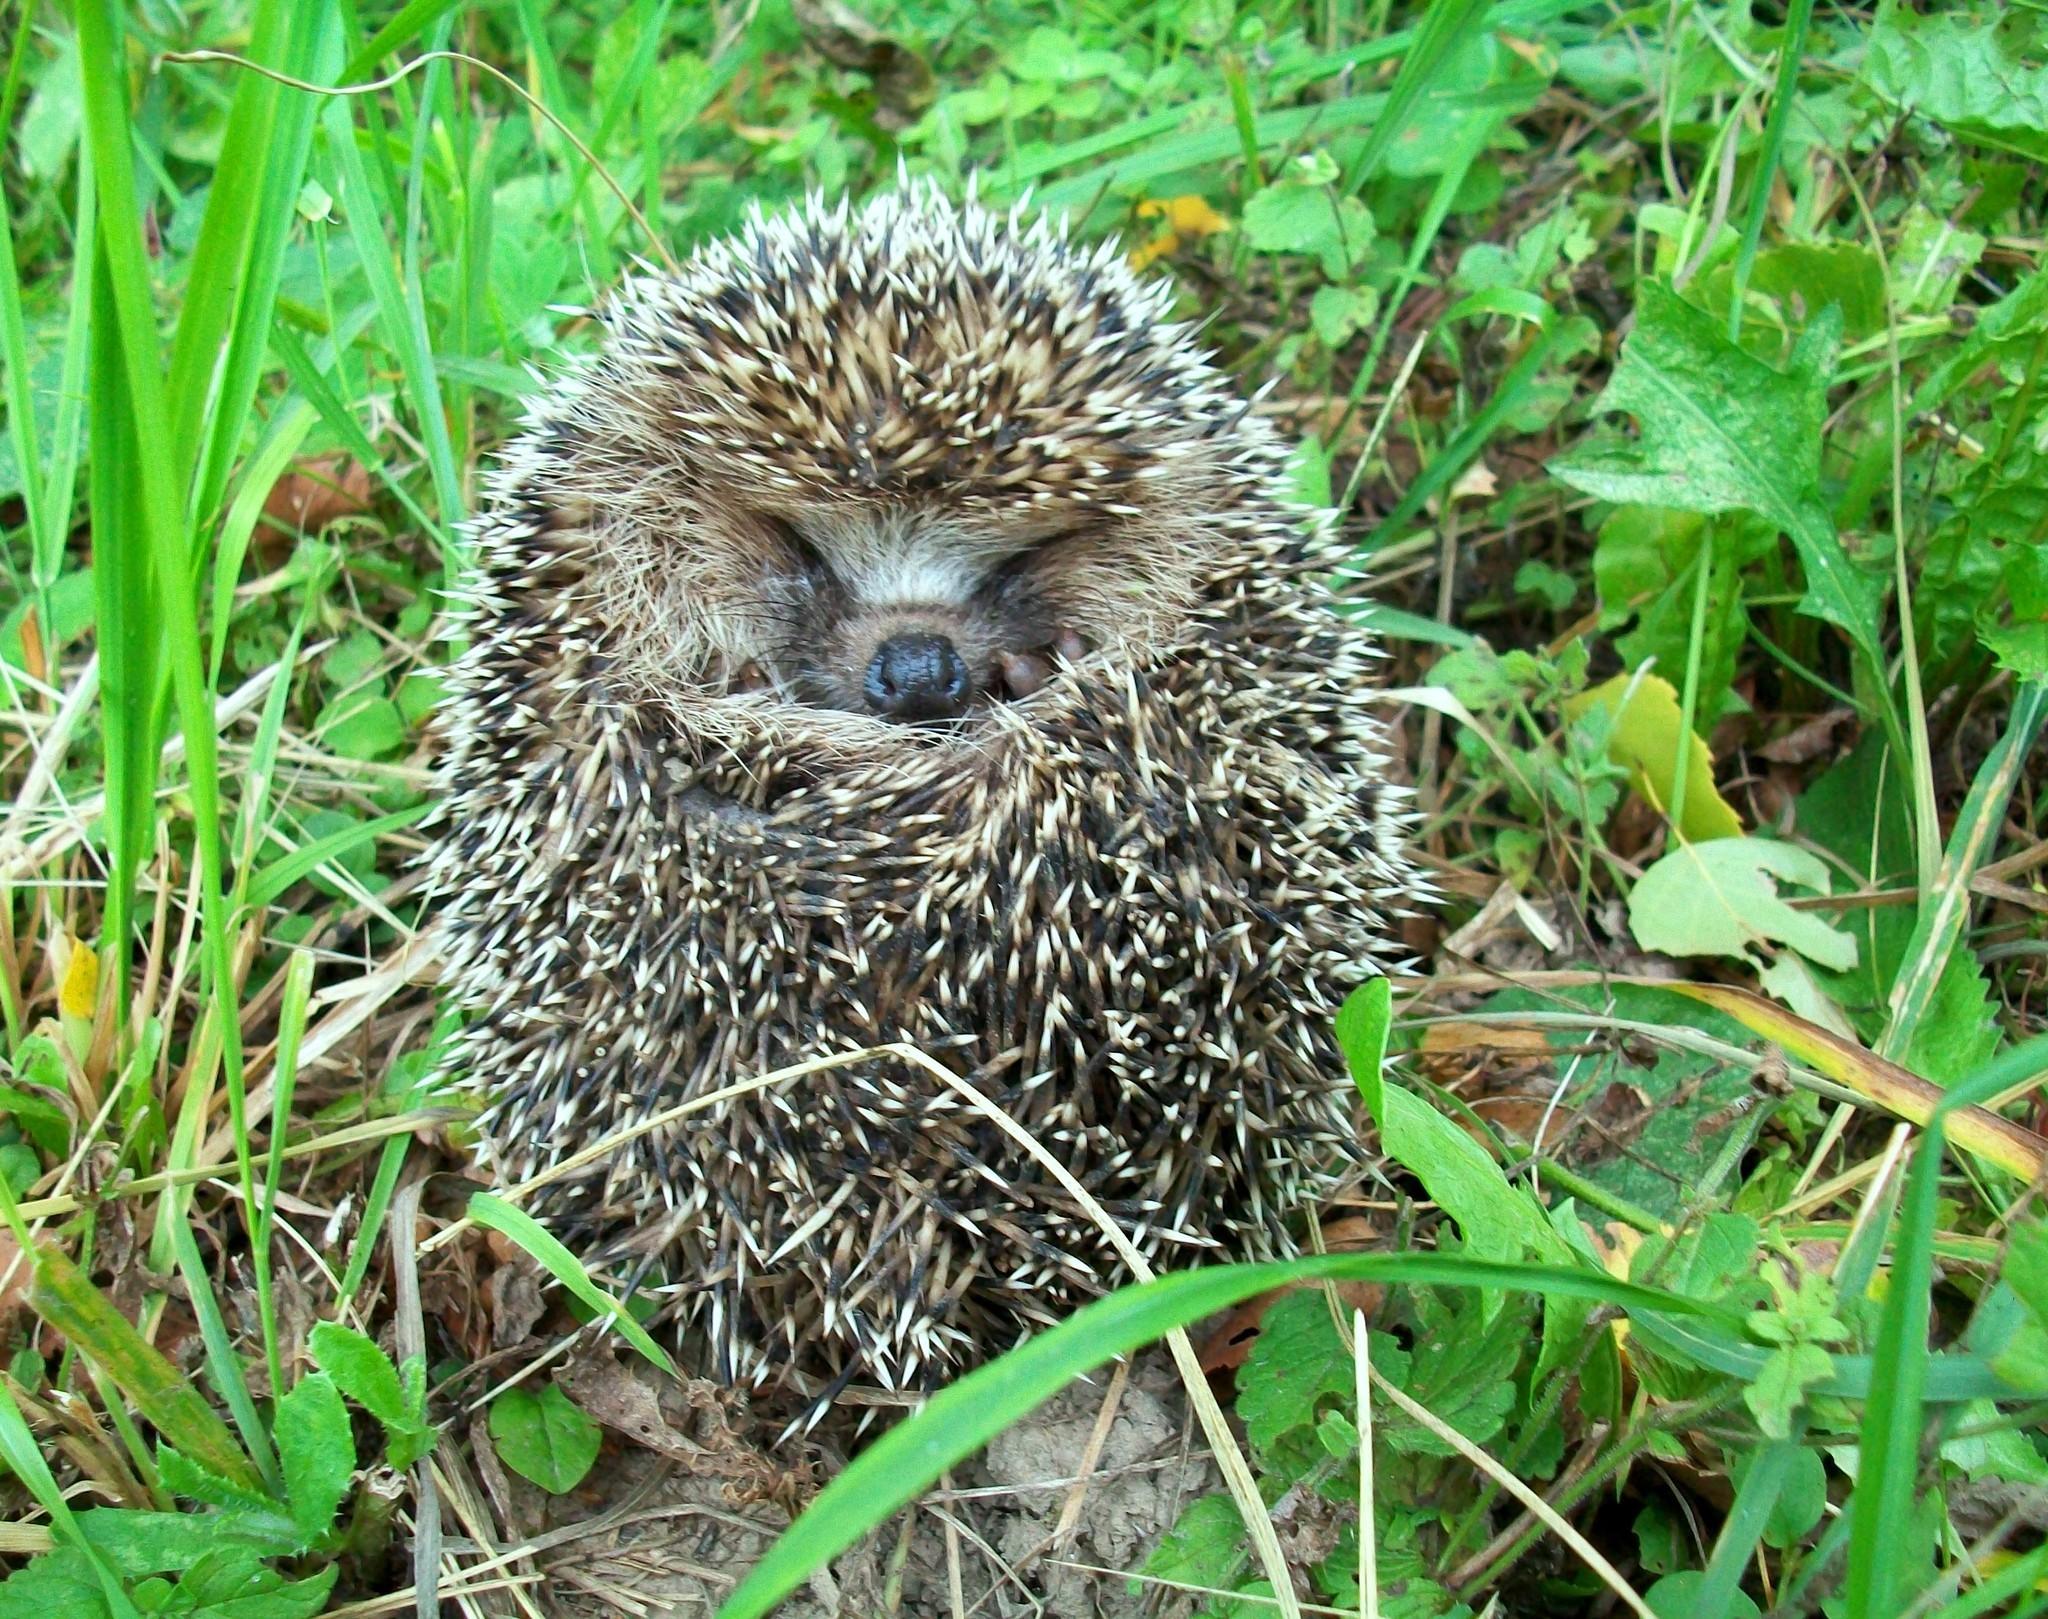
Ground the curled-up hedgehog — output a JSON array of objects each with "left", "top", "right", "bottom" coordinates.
[{"left": 427, "top": 181, "right": 1419, "bottom": 1394}]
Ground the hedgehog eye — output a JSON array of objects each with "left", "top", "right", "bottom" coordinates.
[{"left": 761, "top": 513, "right": 834, "bottom": 584}]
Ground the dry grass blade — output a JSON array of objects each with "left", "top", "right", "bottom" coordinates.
[
  {"left": 1356, "top": 1312, "right": 1379, "bottom": 1619},
  {"left": 1667, "top": 982, "right": 2048, "bottom": 1180}
]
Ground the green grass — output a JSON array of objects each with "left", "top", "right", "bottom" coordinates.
[{"left": 0, "top": 0, "right": 2045, "bottom": 1615}]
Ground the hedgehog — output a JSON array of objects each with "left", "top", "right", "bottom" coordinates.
[{"left": 425, "top": 181, "right": 1419, "bottom": 1397}]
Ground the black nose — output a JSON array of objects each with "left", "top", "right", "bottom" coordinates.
[{"left": 864, "top": 632, "right": 970, "bottom": 720}]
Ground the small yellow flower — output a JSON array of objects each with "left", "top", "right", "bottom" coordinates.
[{"left": 1128, "top": 195, "right": 1228, "bottom": 270}]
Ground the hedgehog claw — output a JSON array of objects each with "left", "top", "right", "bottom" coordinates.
[
  {"left": 734, "top": 660, "right": 769, "bottom": 693},
  {"left": 1054, "top": 629, "right": 1086, "bottom": 662}
]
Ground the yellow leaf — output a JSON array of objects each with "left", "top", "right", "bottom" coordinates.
[
  {"left": 1128, "top": 194, "right": 1228, "bottom": 270},
  {"left": 1566, "top": 672, "right": 1743, "bottom": 842},
  {"left": 58, "top": 938, "right": 98, "bottom": 1021},
  {"left": 1667, "top": 981, "right": 2047, "bottom": 1183}
]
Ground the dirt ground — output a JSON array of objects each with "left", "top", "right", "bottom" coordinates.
[{"left": 463, "top": 1346, "right": 1215, "bottom": 1617}]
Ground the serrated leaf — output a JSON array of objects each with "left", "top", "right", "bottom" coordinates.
[
  {"left": 308, "top": 1323, "right": 433, "bottom": 1469},
  {"left": 153, "top": 1451, "right": 279, "bottom": 1521},
  {"left": 1550, "top": 282, "right": 1881, "bottom": 662},
  {"left": 1629, "top": 835, "right": 1856, "bottom": 972},
  {"left": 274, "top": 1373, "right": 352, "bottom": 1545},
  {"left": 1236, "top": 1291, "right": 1353, "bottom": 1453},
  {"left": 1143, "top": 1495, "right": 1247, "bottom": 1593},
  {"left": 0, "top": 1547, "right": 105, "bottom": 1619},
  {"left": 488, "top": 1384, "right": 601, "bottom": 1494},
  {"left": 307, "top": 1323, "right": 406, "bottom": 1425},
  {"left": 1862, "top": 0, "right": 2048, "bottom": 162}
]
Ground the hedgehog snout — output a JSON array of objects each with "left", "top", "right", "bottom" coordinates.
[{"left": 864, "top": 631, "right": 972, "bottom": 721}]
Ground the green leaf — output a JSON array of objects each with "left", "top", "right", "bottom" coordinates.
[
  {"left": 1550, "top": 282, "right": 1881, "bottom": 664},
  {"left": 1382, "top": 1288, "right": 1522, "bottom": 1455},
  {"left": 1628, "top": 836, "right": 1857, "bottom": 972},
  {"left": 1240, "top": 172, "right": 1373, "bottom": 281},
  {"left": 1744, "top": 1342, "right": 1834, "bottom": 1440},
  {"left": 1590, "top": 506, "right": 1761, "bottom": 727},
  {"left": 1143, "top": 1496, "right": 1250, "bottom": 1602},
  {"left": 273, "top": 1374, "right": 352, "bottom": 1546},
  {"left": 1862, "top": 0, "right": 2048, "bottom": 162},
  {"left": 307, "top": 1323, "right": 405, "bottom": 1423},
  {"left": 1236, "top": 1291, "right": 1352, "bottom": 1454},
  {"left": 160, "top": 1555, "right": 336, "bottom": 1619},
  {"left": 28, "top": 1249, "right": 261, "bottom": 1491},
  {"left": 1333, "top": 978, "right": 1391, "bottom": 1116},
  {"left": 1644, "top": 1570, "right": 1761, "bottom": 1619},
  {"left": 153, "top": 1451, "right": 281, "bottom": 1523},
  {"left": 72, "top": 1510, "right": 300, "bottom": 1573},
  {"left": 313, "top": 692, "right": 408, "bottom": 761},
  {"left": 488, "top": 1384, "right": 601, "bottom": 1494},
  {"left": 307, "top": 1322, "right": 434, "bottom": 1469},
  {"left": 0, "top": 1548, "right": 108, "bottom": 1619}
]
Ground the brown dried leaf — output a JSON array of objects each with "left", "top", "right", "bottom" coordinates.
[{"left": 263, "top": 455, "right": 373, "bottom": 536}]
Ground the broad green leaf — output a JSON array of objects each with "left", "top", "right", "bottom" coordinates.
[
  {"left": 0, "top": 1549, "right": 107, "bottom": 1619},
  {"left": 314, "top": 692, "right": 407, "bottom": 761},
  {"left": 1236, "top": 1291, "right": 1353, "bottom": 1454},
  {"left": 1286, "top": 432, "right": 1333, "bottom": 509},
  {"left": 1982, "top": 542, "right": 2048, "bottom": 679},
  {"left": 73, "top": 1511, "right": 299, "bottom": 1573},
  {"left": 1240, "top": 171, "right": 1373, "bottom": 280},
  {"left": 1628, "top": 836, "right": 1856, "bottom": 973},
  {"left": 1332, "top": 978, "right": 1391, "bottom": 1113},
  {"left": 28, "top": 1249, "right": 260, "bottom": 1491},
  {"left": 1566, "top": 672, "right": 1743, "bottom": 842},
  {"left": 308, "top": 1323, "right": 407, "bottom": 1423},
  {"left": 161, "top": 1556, "right": 336, "bottom": 1619},
  {"left": 1144, "top": 1496, "right": 1248, "bottom": 1598},
  {"left": 488, "top": 1384, "right": 601, "bottom": 1494},
  {"left": 1862, "top": 0, "right": 2048, "bottom": 162},
  {"left": 1645, "top": 1571, "right": 1761, "bottom": 1619},
  {"left": 1550, "top": 282, "right": 1881, "bottom": 663},
  {"left": 713, "top": 1253, "right": 1722, "bottom": 1619},
  {"left": 273, "top": 1373, "right": 352, "bottom": 1545}
]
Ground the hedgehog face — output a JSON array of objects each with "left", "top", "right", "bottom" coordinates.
[
  {"left": 745, "top": 505, "right": 1105, "bottom": 722},
  {"left": 505, "top": 190, "right": 1276, "bottom": 745}
]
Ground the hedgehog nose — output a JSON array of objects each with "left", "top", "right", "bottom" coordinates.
[{"left": 865, "top": 632, "right": 970, "bottom": 721}]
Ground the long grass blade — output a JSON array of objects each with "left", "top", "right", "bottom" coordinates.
[
  {"left": 1843, "top": 1049, "right": 2037, "bottom": 1617},
  {"left": 1882, "top": 679, "right": 2048, "bottom": 1061},
  {"left": 322, "top": 95, "right": 468, "bottom": 549},
  {"left": 716, "top": 1255, "right": 1717, "bottom": 1619},
  {"left": 1726, "top": 0, "right": 1816, "bottom": 337},
  {"left": 1340, "top": 0, "right": 1493, "bottom": 192}
]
